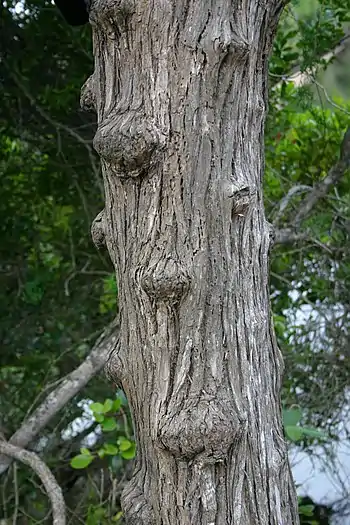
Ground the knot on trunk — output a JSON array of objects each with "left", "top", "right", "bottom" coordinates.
[
  {"left": 105, "top": 343, "right": 125, "bottom": 387},
  {"left": 183, "top": 14, "right": 249, "bottom": 61},
  {"left": 222, "top": 183, "right": 255, "bottom": 217},
  {"left": 80, "top": 75, "right": 96, "bottom": 112},
  {"left": 139, "top": 255, "right": 190, "bottom": 304},
  {"left": 93, "top": 111, "right": 166, "bottom": 177},
  {"left": 267, "top": 221, "right": 276, "bottom": 249},
  {"left": 91, "top": 209, "right": 106, "bottom": 249},
  {"left": 157, "top": 399, "right": 244, "bottom": 460},
  {"left": 89, "top": 0, "right": 133, "bottom": 29}
]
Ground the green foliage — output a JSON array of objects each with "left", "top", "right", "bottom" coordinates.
[
  {"left": 271, "top": 0, "right": 350, "bottom": 79},
  {"left": 86, "top": 506, "right": 123, "bottom": 524},
  {"left": 99, "top": 274, "right": 118, "bottom": 314},
  {"left": 70, "top": 394, "right": 136, "bottom": 470},
  {"left": 298, "top": 497, "right": 315, "bottom": 524},
  {"left": 71, "top": 452, "right": 93, "bottom": 469},
  {"left": 283, "top": 407, "right": 328, "bottom": 443},
  {"left": 265, "top": 83, "right": 350, "bottom": 436}
]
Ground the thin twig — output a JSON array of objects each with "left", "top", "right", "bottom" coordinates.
[
  {"left": 12, "top": 463, "right": 19, "bottom": 525},
  {"left": 273, "top": 184, "right": 312, "bottom": 226},
  {"left": 313, "top": 79, "right": 350, "bottom": 116}
]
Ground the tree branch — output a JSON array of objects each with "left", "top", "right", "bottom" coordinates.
[
  {"left": 273, "top": 33, "right": 350, "bottom": 89},
  {"left": 273, "top": 229, "right": 334, "bottom": 254},
  {"left": 293, "top": 129, "right": 350, "bottom": 229},
  {"left": 0, "top": 320, "right": 119, "bottom": 476},
  {"left": 0, "top": 440, "right": 66, "bottom": 525},
  {"left": 274, "top": 127, "right": 350, "bottom": 245},
  {"left": 273, "top": 228, "right": 308, "bottom": 245},
  {"left": 272, "top": 184, "right": 311, "bottom": 226}
]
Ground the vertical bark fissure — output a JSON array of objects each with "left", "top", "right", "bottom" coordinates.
[{"left": 85, "top": 0, "right": 299, "bottom": 523}]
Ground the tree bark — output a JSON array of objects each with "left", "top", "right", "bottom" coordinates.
[{"left": 83, "top": 0, "right": 299, "bottom": 523}]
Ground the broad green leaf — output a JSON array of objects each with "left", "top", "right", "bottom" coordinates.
[
  {"left": 94, "top": 413, "right": 104, "bottom": 423},
  {"left": 121, "top": 443, "right": 136, "bottom": 460},
  {"left": 71, "top": 454, "right": 93, "bottom": 469},
  {"left": 298, "top": 504, "right": 314, "bottom": 516},
  {"left": 300, "top": 427, "right": 328, "bottom": 439},
  {"left": 90, "top": 402, "right": 104, "bottom": 414},
  {"left": 283, "top": 407, "right": 302, "bottom": 427},
  {"left": 101, "top": 417, "right": 117, "bottom": 432},
  {"left": 118, "top": 439, "right": 132, "bottom": 452},
  {"left": 285, "top": 426, "right": 303, "bottom": 442},
  {"left": 103, "top": 443, "right": 119, "bottom": 455},
  {"left": 113, "top": 398, "right": 122, "bottom": 412},
  {"left": 103, "top": 398, "right": 114, "bottom": 413}
]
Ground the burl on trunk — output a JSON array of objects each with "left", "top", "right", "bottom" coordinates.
[{"left": 83, "top": 1, "right": 299, "bottom": 523}]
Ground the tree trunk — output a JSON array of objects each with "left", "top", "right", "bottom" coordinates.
[{"left": 83, "top": 0, "right": 299, "bottom": 523}]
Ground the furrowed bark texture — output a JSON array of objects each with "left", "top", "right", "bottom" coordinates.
[{"left": 84, "top": 1, "right": 299, "bottom": 523}]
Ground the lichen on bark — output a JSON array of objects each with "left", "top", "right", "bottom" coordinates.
[{"left": 83, "top": 0, "right": 300, "bottom": 523}]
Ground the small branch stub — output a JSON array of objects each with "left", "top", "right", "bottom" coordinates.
[
  {"left": 139, "top": 255, "right": 191, "bottom": 305},
  {"left": 222, "top": 183, "right": 255, "bottom": 216},
  {"left": 80, "top": 74, "right": 96, "bottom": 113},
  {"left": 91, "top": 209, "right": 106, "bottom": 249}
]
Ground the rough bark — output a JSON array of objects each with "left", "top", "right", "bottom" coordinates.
[{"left": 83, "top": 0, "right": 299, "bottom": 523}]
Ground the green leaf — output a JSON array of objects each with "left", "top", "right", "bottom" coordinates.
[
  {"left": 121, "top": 443, "right": 136, "bottom": 460},
  {"left": 71, "top": 454, "right": 93, "bottom": 469},
  {"left": 285, "top": 426, "right": 304, "bottom": 442},
  {"left": 113, "top": 398, "right": 122, "bottom": 412},
  {"left": 90, "top": 402, "right": 104, "bottom": 414},
  {"left": 299, "top": 504, "right": 314, "bottom": 516},
  {"left": 94, "top": 413, "right": 104, "bottom": 423},
  {"left": 118, "top": 438, "right": 132, "bottom": 452},
  {"left": 118, "top": 391, "right": 128, "bottom": 407},
  {"left": 103, "top": 398, "right": 114, "bottom": 413},
  {"left": 103, "top": 443, "right": 119, "bottom": 455},
  {"left": 23, "top": 279, "right": 44, "bottom": 305},
  {"left": 97, "top": 448, "right": 106, "bottom": 458},
  {"left": 283, "top": 407, "right": 302, "bottom": 427},
  {"left": 300, "top": 427, "right": 328, "bottom": 439},
  {"left": 101, "top": 417, "right": 117, "bottom": 432},
  {"left": 80, "top": 447, "right": 91, "bottom": 456}
]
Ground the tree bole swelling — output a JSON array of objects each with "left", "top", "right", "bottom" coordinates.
[{"left": 84, "top": 0, "right": 299, "bottom": 523}]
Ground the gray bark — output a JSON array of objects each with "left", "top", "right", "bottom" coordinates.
[{"left": 83, "top": 0, "right": 299, "bottom": 523}]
